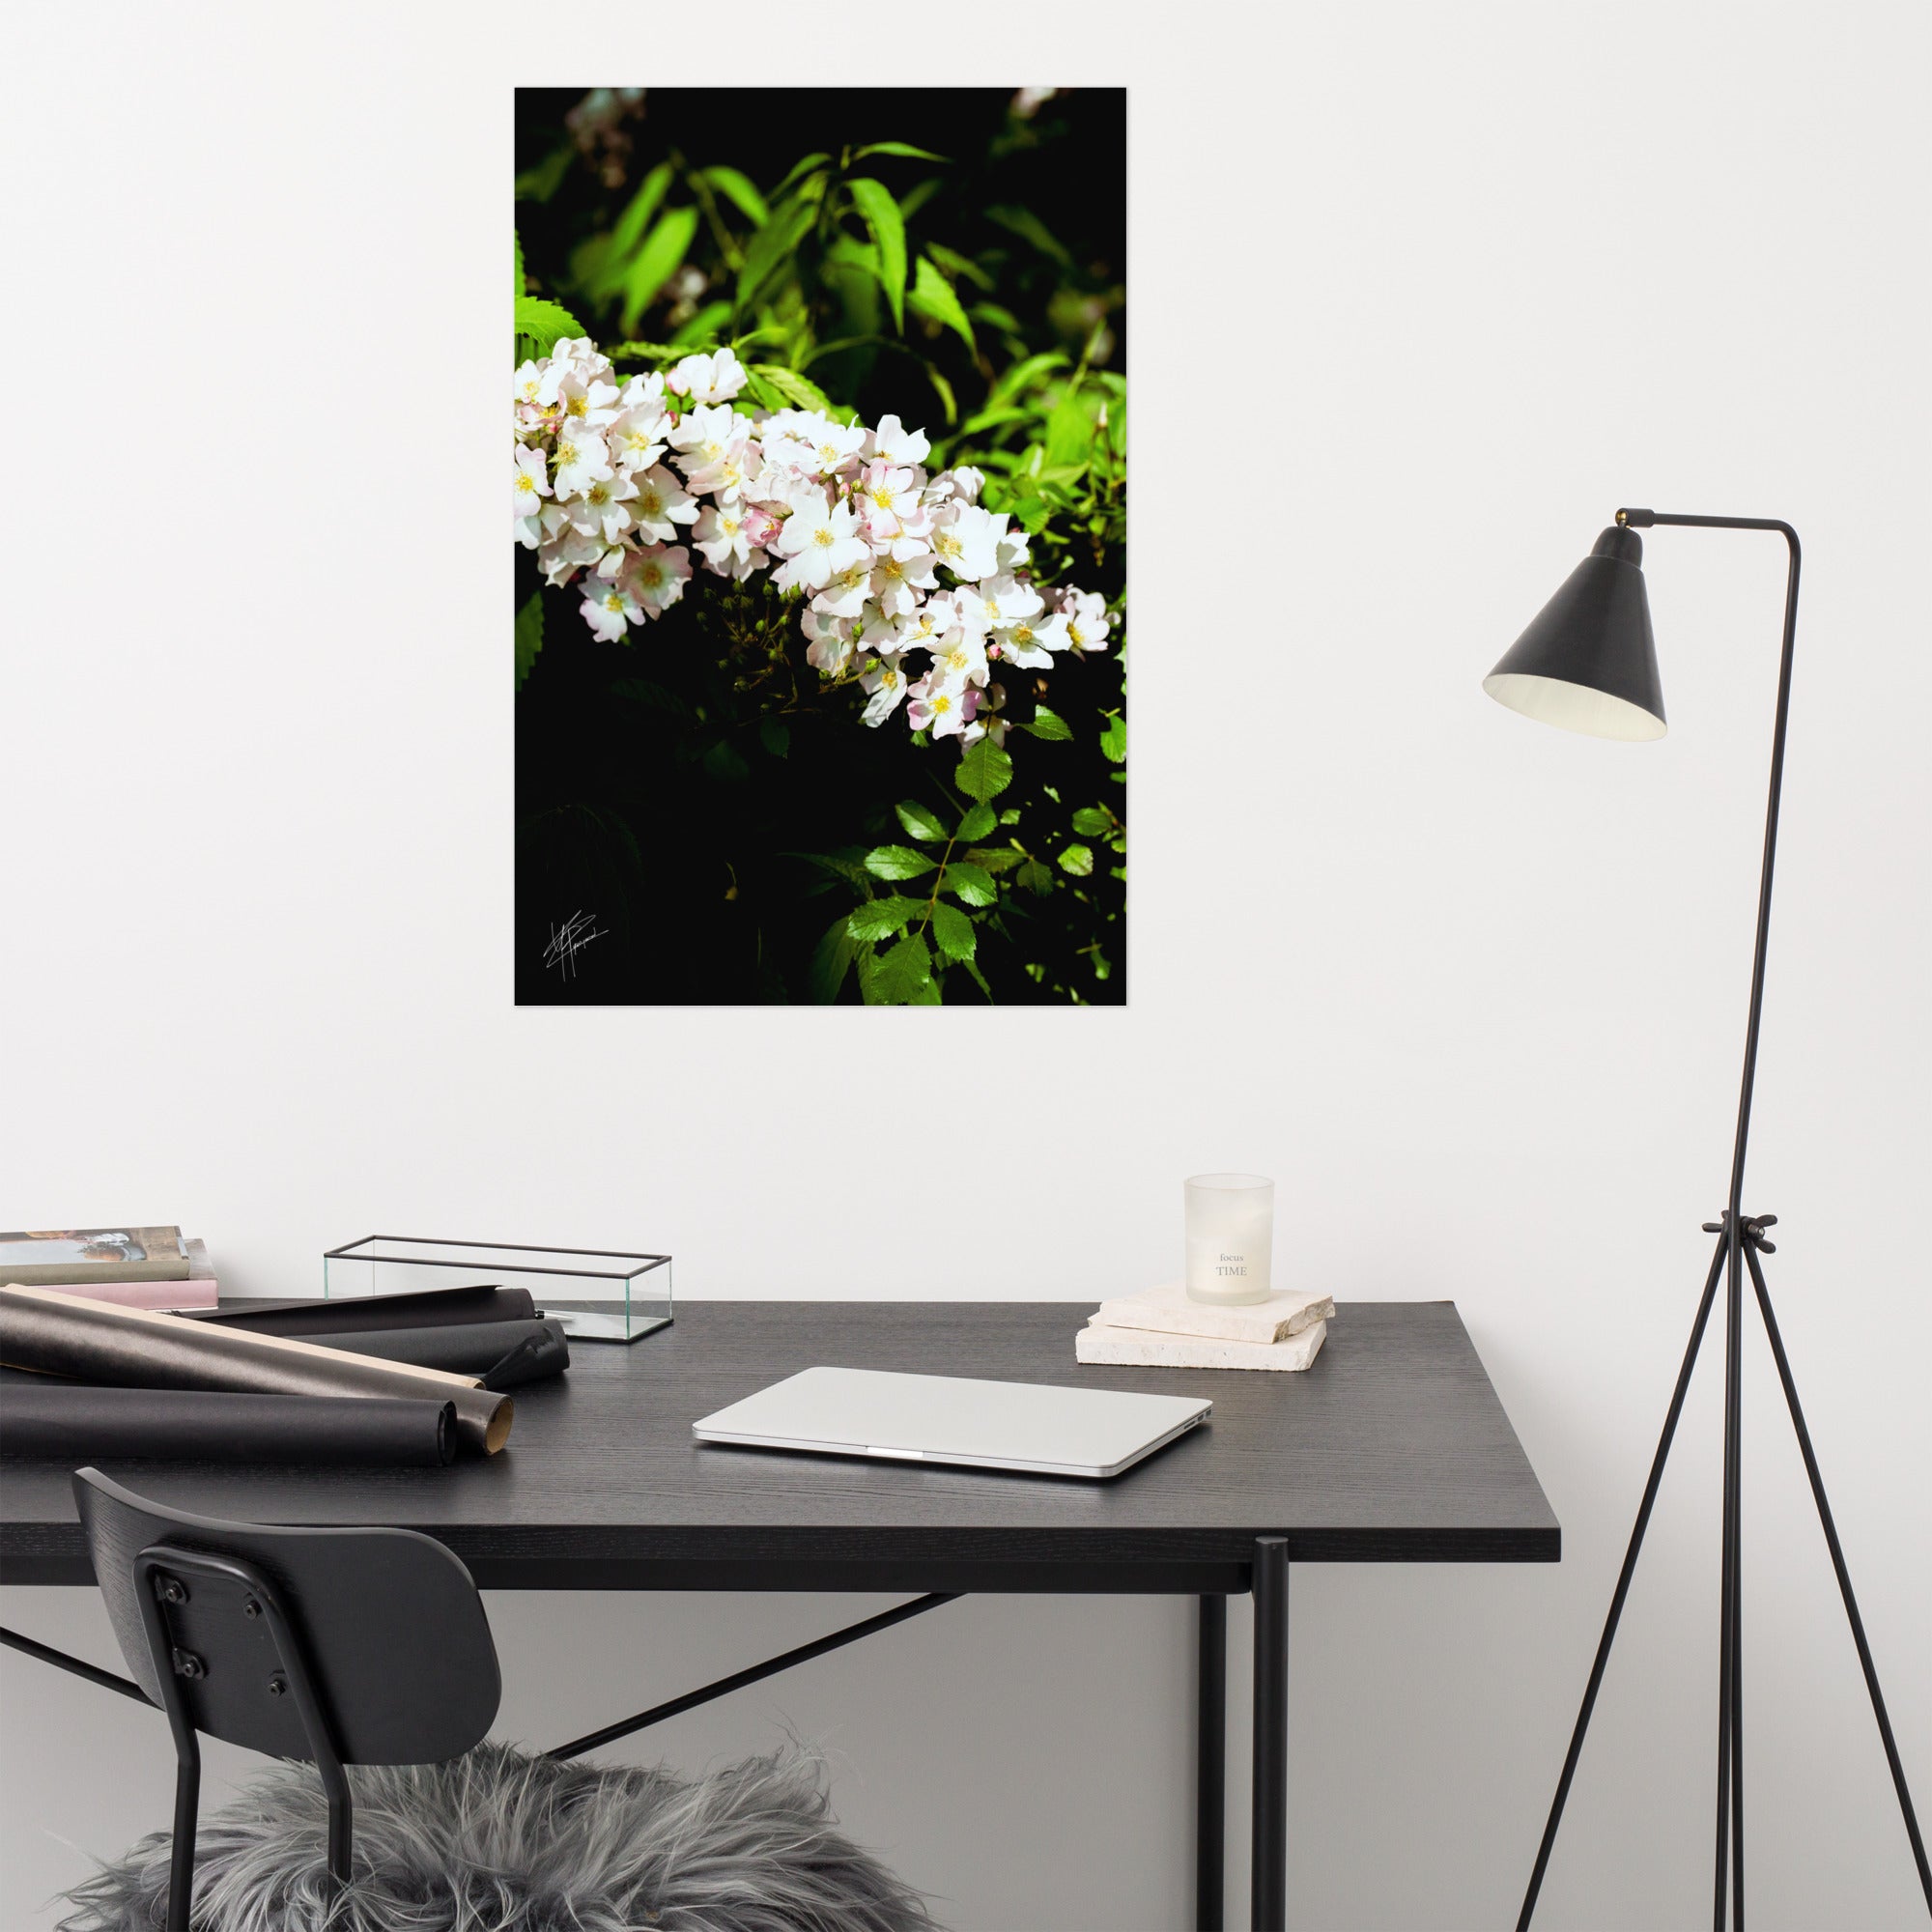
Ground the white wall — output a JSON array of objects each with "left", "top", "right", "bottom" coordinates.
[{"left": 3, "top": 4, "right": 1927, "bottom": 1926}]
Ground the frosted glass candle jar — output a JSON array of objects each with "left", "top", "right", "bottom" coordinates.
[{"left": 1184, "top": 1173, "right": 1275, "bottom": 1305}]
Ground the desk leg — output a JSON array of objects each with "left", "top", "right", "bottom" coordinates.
[
  {"left": 1197, "top": 1594, "right": 1226, "bottom": 1931},
  {"left": 1252, "top": 1537, "right": 1290, "bottom": 1932}
]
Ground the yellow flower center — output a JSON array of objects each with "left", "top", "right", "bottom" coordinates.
[
  {"left": 818, "top": 443, "right": 839, "bottom": 467},
  {"left": 604, "top": 592, "right": 624, "bottom": 611},
  {"left": 882, "top": 558, "right": 903, "bottom": 581},
  {"left": 935, "top": 531, "right": 962, "bottom": 560},
  {"left": 640, "top": 563, "right": 664, "bottom": 588},
  {"left": 555, "top": 440, "right": 578, "bottom": 468},
  {"left": 1067, "top": 622, "right": 1085, "bottom": 647},
  {"left": 640, "top": 490, "right": 662, "bottom": 516},
  {"left": 516, "top": 471, "right": 537, "bottom": 494},
  {"left": 931, "top": 694, "right": 952, "bottom": 716},
  {"left": 566, "top": 394, "right": 587, "bottom": 417},
  {"left": 812, "top": 526, "right": 835, "bottom": 548},
  {"left": 1012, "top": 624, "right": 1033, "bottom": 645},
  {"left": 587, "top": 484, "right": 609, "bottom": 505},
  {"left": 883, "top": 669, "right": 898, "bottom": 689},
  {"left": 871, "top": 485, "right": 895, "bottom": 508}
]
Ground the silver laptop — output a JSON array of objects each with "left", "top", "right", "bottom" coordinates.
[{"left": 692, "top": 1366, "right": 1211, "bottom": 1480}]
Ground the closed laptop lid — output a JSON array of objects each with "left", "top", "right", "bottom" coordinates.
[{"left": 692, "top": 1366, "right": 1210, "bottom": 1477}]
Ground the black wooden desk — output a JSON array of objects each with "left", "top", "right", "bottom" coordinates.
[{"left": 0, "top": 1300, "right": 1558, "bottom": 1929}]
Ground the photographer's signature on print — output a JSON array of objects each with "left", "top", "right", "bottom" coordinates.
[{"left": 543, "top": 911, "right": 608, "bottom": 980}]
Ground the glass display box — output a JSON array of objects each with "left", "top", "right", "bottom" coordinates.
[{"left": 323, "top": 1237, "right": 671, "bottom": 1343}]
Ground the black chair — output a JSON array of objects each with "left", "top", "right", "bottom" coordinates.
[{"left": 73, "top": 1466, "right": 501, "bottom": 1932}]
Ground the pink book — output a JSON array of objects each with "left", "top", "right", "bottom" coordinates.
[{"left": 32, "top": 1277, "right": 219, "bottom": 1312}]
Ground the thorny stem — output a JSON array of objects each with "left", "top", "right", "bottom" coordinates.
[{"left": 915, "top": 823, "right": 963, "bottom": 942}]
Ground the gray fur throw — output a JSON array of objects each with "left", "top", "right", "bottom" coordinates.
[{"left": 58, "top": 1740, "right": 939, "bottom": 1932}]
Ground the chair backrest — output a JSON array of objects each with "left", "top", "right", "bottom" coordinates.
[{"left": 74, "top": 1468, "right": 500, "bottom": 1766}]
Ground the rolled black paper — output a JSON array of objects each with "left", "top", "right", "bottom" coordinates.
[
  {"left": 306, "top": 1318, "right": 568, "bottom": 1385},
  {"left": 0, "top": 1385, "right": 456, "bottom": 1466},
  {"left": 185, "top": 1284, "right": 538, "bottom": 1335},
  {"left": 0, "top": 1286, "right": 513, "bottom": 1456}
]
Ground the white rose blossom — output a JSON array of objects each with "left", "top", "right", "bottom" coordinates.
[{"left": 512, "top": 334, "right": 1111, "bottom": 739}]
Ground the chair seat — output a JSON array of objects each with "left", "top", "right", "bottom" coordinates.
[{"left": 59, "top": 1740, "right": 936, "bottom": 1932}]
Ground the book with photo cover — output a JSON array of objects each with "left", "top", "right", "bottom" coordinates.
[{"left": 0, "top": 1227, "right": 190, "bottom": 1286}]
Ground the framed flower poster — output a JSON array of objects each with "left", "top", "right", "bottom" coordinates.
[{"left": 515, "top": 88, "right": 1125, "bottom": 1005}]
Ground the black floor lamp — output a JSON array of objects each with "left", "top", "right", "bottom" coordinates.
[{"left": 1484, "top": 510, "right": 1931, "bottom": 1930}]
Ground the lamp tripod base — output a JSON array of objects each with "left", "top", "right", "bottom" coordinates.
[{"left": 1518, "top": 1213, "right": 1932, "bottom": 1929}]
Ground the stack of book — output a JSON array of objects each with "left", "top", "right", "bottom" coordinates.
[
  {"left": 0, "top": 1227, "right": 216, "bottom": 1311},
  {"left": 1075, "top": 1280, "right": 1333, "bottom": 1371}
]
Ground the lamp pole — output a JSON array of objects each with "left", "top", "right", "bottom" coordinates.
[{"left": 1512, "top": 514, "right": 1930, "bottom": 1930}]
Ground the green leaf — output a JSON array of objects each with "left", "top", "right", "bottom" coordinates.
[
  {"left": 1059, "top": 843, "right": 1095, "bottom": 877},
  {"left": 865, "top": 844, "right": 937, "bottom": 882},
  {"left": 846, "top": 895, "right": 923, "bottom": 942},
  {"left": 515, "top": 144, "right": 572, "bottom": 204},
  {"left": 941, "top": 861, "right": 998, "bottom": 907},
  {"left": 907, "top": 255, "right": 976, "bottom": 355},
  {"left": 769, "top": 152, "right": 832, "bottom": 200},
  {"left": 621, "top": 206, "right": 700, "bottom": 333},
  {"left": 702, "top": 165, "right": 769, "bottom": 225},
  {"left": 611, "top": 675, "right": 692, "bottom": 720},
  {"left": 929, "top": 900, "right": 977, "bottom": 964},
  {"left": 599, "top": 163, "right": 673, "bottom": 291},
  {"left": 739, "top": 369, "right": 783, "bottom": 413},
  {"left": 985, "top": 204, "right": 1071, "bottom": 265},
  {"left": 808, "top": 916, "right": 857, "bottom": 1003},
  {"left": 956, "top": 802, "right": 996, "bottom": 841},
  {"left": 853, "top": 141, "right": 949, "bottom": 162},
  {"left": 1020, "top": 704, "right": 1073, "bottom": 741},
  {"left": 955, "top": 736, "right": 1013, "bottom": 804},
  {"left": 964, "top": 845, "right": 1022, "bottom": 873},
  {"left": 513, "top": 296, "right": 583, "bottom": 359},
  {"left": 969, "top": 300, "right": 1021, "bottom": 332},
  {"left": 1070, "top": 806, "right": 1113, "bottom": 837},
  {"left": 759, "top": 717, "right": 790, "bottom": 759},
  {"left": 514, "top": 590, "right": 544, "bottom": 694},
  {"left": 925, "top": 241, "right": 994, "bottom": 291},
  {"left": 1017, "top": 859, "right": 1054, "bottom": 895},
  {"left": 752, "top": 363, "right": 836, "bottom": 412},
  {"left": 1099, "top": 713, "right": 1126, "bottom": 763},
  {"left": 988, "top": 351, "right": 1070, "bottom": 408},
  {"left": 788, "top": 848, "right": 873, "bottom": 889},
  {"left": 1045, "top": 390, "right": 1094, "bottom": 469},
  {"left": 513, "top": 230, "right": 525, "bottom": 298},
  {"left": 960, "top": 404, "right": 1035, "bottom": 437},
  {"left": 895, "top": 799, "right": 949, "bottom": 841},
  {"left": 670, "top": 299, "right": 734, "bottom": 347},
  {"left": 738, "top": 196, "right": 817, "bottom": 310},
  {"left": 846, "top": 177, "right": 907, "bottom": 331},
  {"left": 702, "top": 740, "right": 750, "bottom": 782},
  {"left": 867, "top": 931, "right": 933, "bottom": 1004}
]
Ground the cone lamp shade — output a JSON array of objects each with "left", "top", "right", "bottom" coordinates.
[{"left": 1484, "top": 525, "right": 1667, "bottom": 740}]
